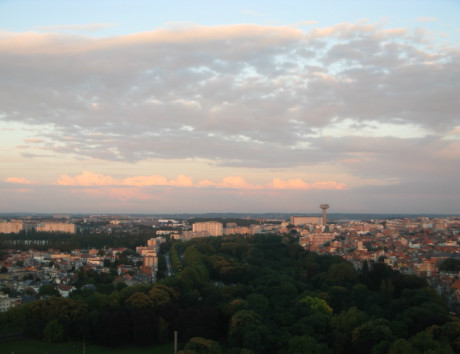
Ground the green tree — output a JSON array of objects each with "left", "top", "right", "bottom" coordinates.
[
  {"left": 331, "top": 306, "right": 369, "bottom": 335},
  {"left": 410, "top": 331, "right": 454, "bottom": 354},
  {"left": 43, "top": 319, "right": 64, "bottom": 343},
  {"left": 298, "top": 296, "right": 333, "bottom": 315},
  {"left": 246, "top": 293, "right": 269, "bottom": 317},
  {"left": 328, "top": 262, "right": 357, "bottom": 285},
  {"left": 149, "top": 284, "right": 178, "bottom": 308},
  {"left": 229, "top": 309, "right": 270, "bottom": 351},
  {"left": 288, "top": 335, "right": 324, "bottom": 354},
  {"left": 183, "top": 337, "right": 222, "bottom": 354},
  {"left": 125, "top": 291, "right": 154, "bottom": 309},
  {"left": 388, "top": 338, "right": 415, "bottom": 354},
  {"left": 352, "top": 318, "right": 394, "bottom": 354},
  {"left": 439, "top": 258, "right": 460, "bottom": 272},
  {"left": 38, "top": 285, "right": 60, "bottom": 297},
  {"left": 439, "top": 319, "right": 460, "bottom": 353}
]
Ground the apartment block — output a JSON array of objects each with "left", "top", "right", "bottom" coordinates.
[{"left": 192, "top": 222, "right": 223, "bottom": 236}]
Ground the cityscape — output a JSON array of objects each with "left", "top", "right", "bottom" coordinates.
[
  {"left": 1, "top": 0, "right": 459, "bottom": 353},
  {"left": 1, "top": 208, "right": 459, "bottom": 310}
]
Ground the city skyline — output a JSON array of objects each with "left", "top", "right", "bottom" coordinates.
[{"left": 1, "top": 1, "right": 459, "bottom": 214}]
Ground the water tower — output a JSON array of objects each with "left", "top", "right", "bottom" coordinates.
[{"left": 320, "top": 204, "right": 329, "bottom": 227}]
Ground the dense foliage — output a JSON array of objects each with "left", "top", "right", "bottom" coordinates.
[
  {"left": 1, "top": 235, "right": 458, "bottom": 354},
  {"left": 439, "top": 258, "right": 460, "bottom": 272},
  {"left": 0, "top": 231, "right": 153, "bottom": 251}
]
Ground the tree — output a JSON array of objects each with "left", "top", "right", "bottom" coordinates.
[
  {"left": 410, "top": 331, "right": 454, "bottom": 354},
  {"left": 97, "top": 308, "right": 132, "bottom": 346},
  {"left": 43, "top": 320, "right": 64, "bottom": 343},
  {"left": 331, "top": 306, "right": 369, "bottom": 335},
  {"left": 439, "top": 258, "right": 460, "bottom": 272},
  {"left": 38, "top": 285, "right": 60, "bottom": 297},
  {"left": 388, "top": 338, "right": 415, "bottom": 354},
  {"left": 288, "top": 335, "right": 324, "bottom": 354},
  {"left": 229, "top": 310, "right": 265, "bottom": 350},
  {"left": 298, "top": 296, "right": 333, "bottom": 315},
  {"left": 183, "top": 337, "right": 222, "bottom": 354},
  {"left": 130, "top": 310, "right": 158, "bottom": 345},
  {"left": 149, "top": 284, "right": 178, "bottom": 308},
  {"left": 352, "top": 318, "right": 394, "bottom": 354},
  {"left": 328, "top": 262, "right": 357, "bottom": 285},
  {"left": 125, "top": 292, "right": 154, "bottom": 309},
  {"left": 246, "top": 293, "right": 269, "bottom": 317}
]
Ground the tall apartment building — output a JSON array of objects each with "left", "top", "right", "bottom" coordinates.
[
  {"left": 0, "top": 220, "right": 23, "bottom": 234},
  {"left": 36, "top": 222, "right": 76, "bottom": 234},
  {"left": 192, "top": 221, "right": 223, "bottom": 236}
]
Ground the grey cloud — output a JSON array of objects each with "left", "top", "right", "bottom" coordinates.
[{"left": 0, "top": 23, "right": 458, "bottom": 173}]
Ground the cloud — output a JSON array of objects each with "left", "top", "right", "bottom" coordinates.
[
  {"left": 415, "top": 17, "right": 438, "bottom": 23},
  {"left": 35, "top": 23, "right": 118, "bottom": 33},
  {"left": 4, "top": 177, "right": 32, "bottom": 184},
  {"left": 270, "top": 178, "right": 309, "bottom": 189},
  {"left": 57, "top": 171, "right": 117, "bottom": 186},
  {"left": 121, "top": 175, "right": 168, "bottom": 186},
  {"left": 23, "top": 138, "right": 44, "bottom": 143},
  {"left": 56, "top": 171, "right": 200, "bottom": 188},
  {"left": 270, "top": 178, "right": 347, "bottom": 190},
  {"left": 54, "top": 171, "right": 348, "bottom": 192},
  {"left": 0, "top": 22, "right": 458, "bottom": 203}
]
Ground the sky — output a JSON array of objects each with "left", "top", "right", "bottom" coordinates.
[{"left": 0, "top": 0, "right": 459, "bottom": 214}]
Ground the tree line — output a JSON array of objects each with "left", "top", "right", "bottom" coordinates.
[{"left": 0, "top": 232, "right": 153, "bottom": 252}]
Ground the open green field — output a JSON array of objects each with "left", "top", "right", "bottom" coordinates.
[{"left": 0, "top": 339, "right": 175, "bottom": 354}]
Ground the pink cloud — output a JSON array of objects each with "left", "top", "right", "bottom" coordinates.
[
  {"left": 219, "top": 176, "right": 256, "bottom": 189},
  {"left": 57, "top": 171, "right": 117, "bottom": 186},
  {"left": 269, "top": 178, "right": 348, "bottom": 190},
  {"left": 4, "top": 177, "right": 32, "bottom": 184},
  {"left": 55, "top": 171, "right": 347, "bottom": 191},
  {"left": 122, "top": 175, "right": 169, "bottom": 186},
  {"left": 0, "top": 24, "right": 303, "bottom": 55},
  {"left": 270, "top": 178, "right": 309, "bottom": 190},
  {"left": 170, "top": 174, "right": 194, "bottom": 187},
  {"left": 57, "top": 171, "right": 194, "bottom": 187},
  {"left": 310, "top": 181, "right": 348, "bottom": 190},
  {"left": 197, "top": 179, "right": 215, "bottom": 187}
]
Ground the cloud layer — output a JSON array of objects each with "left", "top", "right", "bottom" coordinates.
[
  {"left": 1, "top": 21, "right": 459, "bottom": 213},
  {"left": 1, "top": 23, "right": 458, "bottom": 169},
  {"left": 56, "top": 171, "right": 347, "bottom": 191}
]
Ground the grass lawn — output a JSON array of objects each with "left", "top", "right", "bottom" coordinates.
[{"left": 0, "top": 339, "right": 175, "bottom": 354}]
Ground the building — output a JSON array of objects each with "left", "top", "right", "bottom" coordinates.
[
  {"left": 290, "top": 216, "right": 322, "bottom": 226},
  {"left": 0, "top": 220, "right": 23, "bottom": 234},
  {"left": 143, "top": 256, "right": 158, "bottom": 268},
  {"left": 301, "top": 233, "right": 335, "bottom": 251},
  {"left": 192, "top": 222, "right": 223, "bottom": 236},
  {"left": 225, "top": 226, "right": 250, "bottom": 235},
  {"left": 0, "top": 293, "right": 21, "bottom": 312},
  {"left": 36, "top": 222, "right": 76, "bottom": 234}
]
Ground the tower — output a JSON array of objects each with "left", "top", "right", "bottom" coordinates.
[{"left": 320, "top": 204, "right": 329, "bottom": 227}]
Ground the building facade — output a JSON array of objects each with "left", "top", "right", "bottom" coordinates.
[
  {"left": 192, "top": 222, "right": 223, "bottom": 236},
  {"left": 290, "top": 216, "right": 322, "bottom": 226},
  {"left": 36, "top": 222, "right": 76, "bottom": 234},
  {"left": 0, "top": 220, "right": 23, "bottom": 234}
]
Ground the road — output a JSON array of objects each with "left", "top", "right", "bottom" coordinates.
[{"left": 164, "top": 253, "right": 173, "bottom": 277}]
